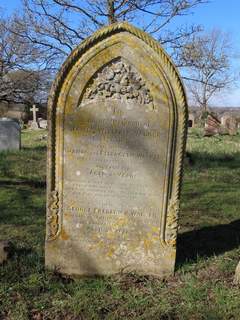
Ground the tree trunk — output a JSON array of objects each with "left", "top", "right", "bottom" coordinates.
[
  {"left": 201, "top": 83, "right": 209, "bottom": 114},
  {"left": 108, "top": 0, "right": 116, "bottom": 24},
  {"left": 202, "top": 102, "right": 207, "bottom": 113}
]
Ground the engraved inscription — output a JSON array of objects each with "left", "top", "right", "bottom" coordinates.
[{"left": 63, "top": 97, "right": 165, "bottom": 242}]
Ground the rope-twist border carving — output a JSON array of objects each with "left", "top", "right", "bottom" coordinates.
[
  {"left": 46, "top": 190, "right": 60, "bottom": 241},
  {"left": 165, "top": 199, "right": 180, "bottom": 247}
]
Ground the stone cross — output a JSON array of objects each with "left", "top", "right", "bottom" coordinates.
[{"left": 30, "top": 105, "right": 39, "bottom": 122}]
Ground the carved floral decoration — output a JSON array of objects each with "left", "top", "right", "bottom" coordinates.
[{"left": 81, "top": 58, "right": 155, "bottom": 109}]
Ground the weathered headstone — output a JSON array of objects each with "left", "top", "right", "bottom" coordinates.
[
  {"left": 0, "top": 118, "right": 21, "bottom": 151},
  {"left": 188, "top": 113, "right": 195, "bottom": 128},
  {"left": 204, "top": 114, "right": 221, "bottom": 136},
  {"left": 220, "top": 114, "right": 230, "bottom": 127},
  {"left": 39, "top": 119, "right": 48, "bottom": 129},
  {"left": 30, "top": 104, "right": 40, "bottom": 129},
  {"left": 45, "top": 23, "right": 188, "bottom": 277},
  {"left": 220, "top": 114, "right": 238, "bottom": 136},
  {"left": 225, "top": 117, "right": 238, "bottom": 136}
]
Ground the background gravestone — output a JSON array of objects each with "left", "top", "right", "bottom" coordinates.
[
  {"left": 188, "top": 113, "right": 195, "bottom": 128},
  {"left": 0, "top": 118, "right": 21, "bottom": 151},
  {"left": 45, "top": 22, "right": 188, "bottom": 277},
  {"left": 204, "top": 114, "right": 222, "bottom": 136},
  {"left": 38, "top": 119, "right": 48, "bottom": 129},
  {"left": 225, "top": 117, "right": 238, "bottom": 136}
]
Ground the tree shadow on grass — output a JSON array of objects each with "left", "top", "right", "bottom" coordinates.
[
  {"left": 22, "top": 145, "right": 46, "bottom": 152},
  {"left": 186, "top": 151, "right": 240, "bottom": 170},
  {"left": 0, "top": 183, "right": 45, "bottom": 225},
  {"left": 176, "top": 219, "right": 240, "bottom": 267},
  {"left": 0, "top": 178, "right": 46, "bottom": 188}
]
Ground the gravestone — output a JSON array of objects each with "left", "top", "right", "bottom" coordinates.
[
  {"left": 220, "top": 114, "right": 230, "bottom": 127},
  {"left": 0, "top": 118, "right": 21, "bottom": 151},
  {"left": 225, "top": 117, "right": 238, "bottom": 136},
  {"left": 38, "top": 118, "right": 48, "bottom": 129},
  {"left": 204, "top": 114, "right": 221, "bottom": 136},
  {"left": 30, "top": 104, "right": 40, "bottom": 129},
  {"left": 188, "top": 113, "right": 195, "bottom": 128},
  {"left": 45, "top": 22, "right": 188, "bottom": 277}
]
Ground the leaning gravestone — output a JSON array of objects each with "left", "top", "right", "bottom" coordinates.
[
  {"left": 45, "top": 23, "right": 188, "bottom": 277},
  {"left": 0, "top": 118, "right": 21, "bottom": 151},
  {"left": 204, "top": 114, "right": 222, "bottom": 136}
]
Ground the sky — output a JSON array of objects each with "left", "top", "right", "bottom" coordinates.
[{"left": 1, "top": 0, "right": 240, "bottom": 107}]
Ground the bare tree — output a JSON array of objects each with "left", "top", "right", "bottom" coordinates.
[
  {"left": 9, "top": 0, "right": 206, "bottom": 72},
  {"left": 0, "top": 14, "right": 51, "bottom": 105},
  {"left": 179, "top": 30, "right": 234, "bottom": 112},
  {"left": 6, "top": 70, "right": 51, "bottom": 105}
]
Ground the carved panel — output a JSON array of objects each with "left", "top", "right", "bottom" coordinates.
[{"left": 81, "top": 58, "right": 155, "bottom": 109}]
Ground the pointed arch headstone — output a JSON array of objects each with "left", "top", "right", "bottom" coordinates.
[{"left": 45, "top": 22, "right": 188, "bottom": 277}]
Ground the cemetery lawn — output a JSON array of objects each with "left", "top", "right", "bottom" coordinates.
[{"left": 0, "top": 128, "right": 240, "bottom": 320}]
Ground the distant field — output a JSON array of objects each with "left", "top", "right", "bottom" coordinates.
[{"left": 0, "top": 128, "right": 240, "bottom": 320}]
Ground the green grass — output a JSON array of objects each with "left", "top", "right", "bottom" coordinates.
[{"left": 0, "top": 128, "right": 240, "bottom": 320}]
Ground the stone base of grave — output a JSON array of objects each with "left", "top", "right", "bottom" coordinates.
[
  {"left": 30, "top": 121, "right": 40, "bottom": 130},
  {"left": 45, "top": 239, "right": 176, "bottom": 278}
]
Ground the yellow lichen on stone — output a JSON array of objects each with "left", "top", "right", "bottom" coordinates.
[{"left": 45, "top": 22, "right": 188, "bottom": 277}]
